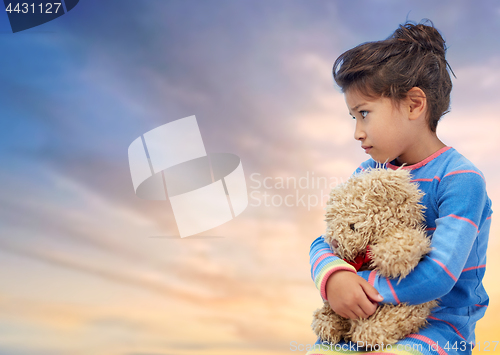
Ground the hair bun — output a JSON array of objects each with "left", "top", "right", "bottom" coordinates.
[{"left": 392, "top": 20, "right": 447, "bottom": 57}]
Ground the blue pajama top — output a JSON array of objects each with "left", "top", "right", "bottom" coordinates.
[{"left": 309, "top": 146, "right": 493, "bottom": 355}]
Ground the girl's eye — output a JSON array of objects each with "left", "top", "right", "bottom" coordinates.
[{"left": 351, "top": 111, "right": 368, "bottom": 120}]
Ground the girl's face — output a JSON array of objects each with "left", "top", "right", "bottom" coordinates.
[{"left": 344, "top": 89, "right": 414, "bottom": 164}]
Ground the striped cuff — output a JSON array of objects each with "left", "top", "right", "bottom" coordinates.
[{"left": 315, "top": 259, "right": 357, "bottom": 300}]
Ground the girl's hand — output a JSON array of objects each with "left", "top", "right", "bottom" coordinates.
[{"left": 326, "top": 270, "right": 383, "bottom": 319}]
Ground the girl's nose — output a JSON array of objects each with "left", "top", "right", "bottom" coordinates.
[{"left": 354, "top": 121, "right": 366, "bottom": 141}]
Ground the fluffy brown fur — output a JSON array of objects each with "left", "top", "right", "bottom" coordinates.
[{"left": 312, "top": 168, "right": 438, "bottom": 346}]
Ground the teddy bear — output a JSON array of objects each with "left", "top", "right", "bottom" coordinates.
[{"left": 312, "top": 167, "right": 438, "bottom": 347}]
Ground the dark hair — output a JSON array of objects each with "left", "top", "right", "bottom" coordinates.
[{"left": 333, "top": 20, "right": 454, "bottom": 132}]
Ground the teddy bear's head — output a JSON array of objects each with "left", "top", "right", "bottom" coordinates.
[{"left": 325, "top": 168, "right": 431, "bottom": 279}]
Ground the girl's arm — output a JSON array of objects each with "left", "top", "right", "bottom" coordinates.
[
  {"left": 310, "top": 163, "right": 368, "bottom": 300},
  {"left": 355, "top": 171, "right": 492, "bottom": 305},
  {"left": 310, "top": 162, "right": 387, "bottom": 320},
  {"left": 310, "top": 236, "right": 382, "bottom": 319},
  {"left": 310, "top": 235, "right": 357, "bottom": 301}
]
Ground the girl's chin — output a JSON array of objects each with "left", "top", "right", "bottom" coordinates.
[{"left": 371, "top": 155, "right": 396, "bottom": 165}]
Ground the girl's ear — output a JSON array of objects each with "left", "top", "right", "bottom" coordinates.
[{"left": 406, "top": 87, "right": 427, "bottom": 120}]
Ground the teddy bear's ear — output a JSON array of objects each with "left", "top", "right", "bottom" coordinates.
[{"left": 369, "top": 227, "right": 431, "bottom": 280}]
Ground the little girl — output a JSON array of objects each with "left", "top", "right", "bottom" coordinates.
[{"left": 308, "top": 21, "right": 492, "bottom": 355}]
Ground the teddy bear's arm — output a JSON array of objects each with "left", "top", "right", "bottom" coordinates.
[{"left": 369, "top": 227, "right": 431, "bottom": 279}]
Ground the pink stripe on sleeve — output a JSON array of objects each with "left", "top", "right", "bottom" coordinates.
[
  {"left": 312, "top": 253, "right": 336, "bottom": 275},
  {"left": 444, "top": 169, "right": 485, "bottom": 181},
  {"left": 386, "top": 279, "right": 400, "bottom": 304},
  {"left": 462, "top": 264, "right": 486, "bottom": 272},
  {"left": 447, "top": 214, "right": 479, "bottom": 230},
  {"left": 431, "top": 258, "right": 458, "bottom": 282},
  {"left": 368, "top": 270, "right": 377, "bottom": 286},
  {"left": 428, "top": 315, "right": 466, "bottom": 340}
]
